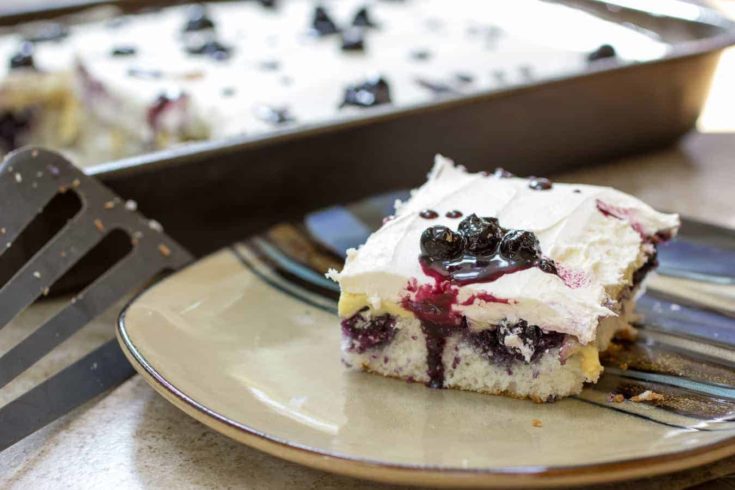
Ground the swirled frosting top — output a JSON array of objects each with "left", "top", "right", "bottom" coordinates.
[{"left": 331, "top": 155, "right": 679, "bottom": 344}]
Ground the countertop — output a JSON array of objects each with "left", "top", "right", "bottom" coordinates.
[{"left": 2, "top": 2, "right": 735, "bottom": 489}]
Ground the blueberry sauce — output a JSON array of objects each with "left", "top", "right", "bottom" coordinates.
[
  {"left": 420, "top": 254, "right": 533, "bottom": 285},
  {"left": 529, "top": 177, "right": 552, "bottom": 190},
  {"left": 588, "top": 44, "right": 617, "bottom": 62},
  {"left": 311, "top": 6, "right": 340, "bottom": 36},
  {"left": 400, "top": 280, "right": 464, "bottom": 387},
  {"left": 419, "top": 209, "right": 439, "bottom": 219},
  {"left": 341, "top": 309, "right": 397, "bottom": 353},
  {"left": 340, "top": 76, "right": 391, "bottom": 108},
  {"left": 445, "top": 210, "right": 463, "bottom": 219}
]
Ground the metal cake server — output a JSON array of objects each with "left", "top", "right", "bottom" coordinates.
[{"left": 0, "top": 147, "right": 192, "bottom": 451}]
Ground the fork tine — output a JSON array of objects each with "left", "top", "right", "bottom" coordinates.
[
  {"left": 0, "top": 249, "right": 164, "bottom": 388},
  {"left": 0, "top": 211, "right": 106, "bottom": 329}
]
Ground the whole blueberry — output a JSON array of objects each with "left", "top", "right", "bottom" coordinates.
[
  {"left": 458, "top": 214, "right": 501, "bottom": 255},
  {"left": 588, "top": 44, "right": 616, "bottom": 62},
  {"left": 499, "top": 230, "right": 541, "bottom": 262},
  {"left": 183, "top": 4, "right": 215, "bottom": 32},
  {"left": 538, "top": 258, "right": 557, "bottom": 274},
  {"left": 9, "top": 42, "right": 35, "bottom": 70},
  {"left": 311, "top": 6, "right": 339, "bottom": 36},
  {"left": 420, "top": 226, "right": 464, "bottom": 261}
]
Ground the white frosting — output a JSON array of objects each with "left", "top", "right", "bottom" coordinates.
[
  {"left": 334, "top": 155, "right": 679, "bottom": 344},
  {"left": 0, "top": 0, "right": 668, "bottom": 164}
]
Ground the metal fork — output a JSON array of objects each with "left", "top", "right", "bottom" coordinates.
[{"left": 0, "top": 147, "right": 192, "bottom": 451}]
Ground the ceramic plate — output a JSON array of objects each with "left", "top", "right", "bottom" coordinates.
[{"left": 117, "top": 192, "right": 735, "bottom": 488}]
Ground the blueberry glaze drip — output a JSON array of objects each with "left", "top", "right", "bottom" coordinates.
[
  {"left": 419, "top": 214, "right": 557, "bottom": 285},
  {"left": 311, "top": 6, "right": 340, "bottom": 36},
  {"left": 340, "top": 76, "right": 391, "bottom": 108},
  {"left": 588, "top": 44, "right": 616, "bottom": 62}
]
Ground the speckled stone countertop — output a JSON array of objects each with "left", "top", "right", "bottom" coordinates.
[{"left": 2, "top": 2, "right": 735, "bottom": 486}]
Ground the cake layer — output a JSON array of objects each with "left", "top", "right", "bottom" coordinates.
[{"left": 342, "top": 312, "right": 603, "bottom": 402}]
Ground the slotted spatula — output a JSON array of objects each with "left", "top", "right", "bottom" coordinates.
[{"left": 0, "top": 147, "right": 192, "bottom": 451}]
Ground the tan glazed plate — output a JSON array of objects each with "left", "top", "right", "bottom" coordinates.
[{"left": 117, "top": 201, "right": 735, "bottom": 488}]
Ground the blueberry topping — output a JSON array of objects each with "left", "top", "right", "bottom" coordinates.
[
  {"left": 588, "top": 44, "right": 616, "bottom": 62},
  {"left": 341, "top": 76, "right": 391, "bottom": 108},
  {"left": 9, "top": 42, "right": 35, "bottom": 70},
  {"left": 415, "top": 78, "right": 455, "bottom": 95},
  {"left": 111, "top": 45, "right": 137, "bottom": 57},
  {"left": 24, "top": 23, "right": 68, "bottom": 43},
  {"left": 410, "top": 49, "right": 431, "bottom": 61},
  {"left": 445, "top": 210, "right": 463, "bottom": 219},
  {"left": 529, "top": 177, "right": 552, "bottom": 190},
  {"left": 499, "top": 230, "right": 541, "bottom": 261},
  {"left": 311, "top": 6, "right": 340, "bottom": 36},
  {"left": 458, "top": 214, "right": 502, "bottom": 255},
  {"left": 341, "top": 28, "right": 365, "bottom": 51},
  {"left": 538, "top": 258, "right": 558, "bottom": 275},
  {"left": 186, "top": 40, "right": 232, "bottom": 60},
  {"left": 493, "top": 167, "right": 514, "bottom": 178},
  {"left": 183, "top": 5, "right": 215, "bottom": 32},
  {"left": 419, "top": 209, "right": 438, "bottom": 219},
  {"left": 420, "top": 226, "right": 464, "bottom": 261},
  {"left": 255, "top": 105, "right": 294, "bottom": 125},
  {"left": 352, "top": 7, "right": 376, "bottom": 27}
]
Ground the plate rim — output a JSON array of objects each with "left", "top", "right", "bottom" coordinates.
[{"left": 116, "top": 249, "right": 735, "bottom": 488}]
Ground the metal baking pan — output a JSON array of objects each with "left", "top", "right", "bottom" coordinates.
[{"left": 3, "top": 0, "right": 735, "bottom": 258}]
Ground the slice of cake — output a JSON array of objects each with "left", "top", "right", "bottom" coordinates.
[{"left": 328, "top": 155, "right": 679, "bottom": 402}]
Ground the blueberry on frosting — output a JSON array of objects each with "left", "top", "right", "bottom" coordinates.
[
  {"left": 341, "top": 76, "right": 391, "bottom": 108},
  {"left": 499, "top": 230, "right": 541, "bottom": 262},
  {"left": 420, "top": 226, "right": 465, "bottom": 261},
  {"left": 9, "top": 42, "right": 35, "bottom": 70},
  {"left": 458, "top": 214, "right": 501, "bottom": 255},
  {"left": 311, "top": 6, "right": 340, "bottom": 36}
]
